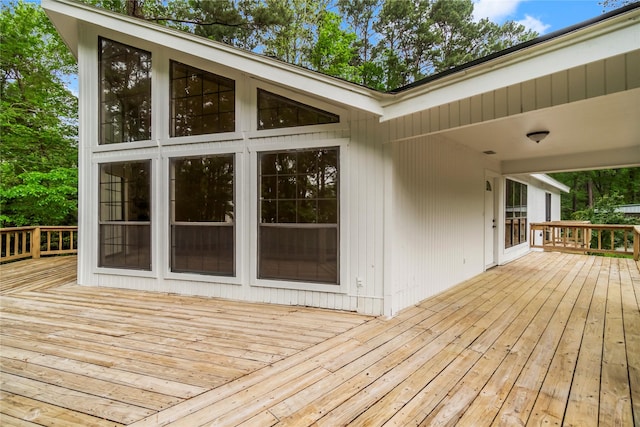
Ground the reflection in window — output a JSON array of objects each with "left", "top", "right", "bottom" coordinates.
[
  {"left": 99, "top": 38, "right": 151, "bottom": 144},
  {"left": 259, "top": 148, "right": 339, "bottom": 284},
  {"left": 171, "top": 155, "right": 235, "bottom": 275},
  {"left": 505, "top": 179, "right": 527, "bottom": 249},
  {"left": 99, "top": 161, "right": 151, "bottom": 270},
  {"left": 257, "top": 89, "right": 339, "bottom": 130},
  {"left": 170, "top": 61, "right": 235, "bottom": 137}
]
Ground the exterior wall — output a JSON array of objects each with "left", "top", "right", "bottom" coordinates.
[
  {"left": 387, "top": 133, "right": 499, "bottom": 316},
  {"left": 386, "top": 135, "right": 565, "bottom": 315},
  {"left": 76, "top": 24, "right": 387, "bottom": 315},
  {"left": 74, "top": 21, "right": 569, "bottom": 318},
  {"left": 500, "top": 175, "right": 563, "bottom": 264}
]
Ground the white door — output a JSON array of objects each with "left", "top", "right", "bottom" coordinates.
[{"left": 484, "top": 177, "right": 497, "bottom": 268}]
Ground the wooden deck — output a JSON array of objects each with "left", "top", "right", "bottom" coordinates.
[{"left": 1, "top": 252, "right": 638, "bottom": 426}]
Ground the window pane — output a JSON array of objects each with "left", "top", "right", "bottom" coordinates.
[
  {"left": 99, "top": 224, "right": 151, "bottom": 270},
  {"left": 100, "top": 38, "right": 151, "bottom": 144},
  {"left": 99, "top": 162, "right": 151, "bottom": 222},
  {"left": 259, "top": 226, "right": 337, "bottom": 283},
  {"left": 257, "top": 89, "right": 339, "bottom": 130},
  {"left": 170, "top": 61, "right": 235, "bottom": 137},
  {"left": 171, "top": 225, "right": 234, "bottom": 275},
  {"left": 170, "top": 154, "right": 235, "bottom": 276},
  {"left": 258, "top": 148, "right": 339, "bottom": 284}
]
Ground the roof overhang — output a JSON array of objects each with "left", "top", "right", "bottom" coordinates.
[
  {"left": 42, "top": 0, "right": 387, "bottom": 117},
  {"left": 529, "top": 174, "right": 571, "bottom": 193},
  {"left": 379, "top": 6, "right": 640, "bottom": 122}
]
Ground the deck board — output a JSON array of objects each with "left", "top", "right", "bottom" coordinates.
[{"left": 1, "top": 253, "right": 639, "bottom": 426}]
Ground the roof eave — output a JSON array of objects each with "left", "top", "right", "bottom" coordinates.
[
  {"left": 379, "top": 5, "right": 640, "bottom": 122},
  {"left": 42, "top": 0, "right": 388, "bottom": 116}
]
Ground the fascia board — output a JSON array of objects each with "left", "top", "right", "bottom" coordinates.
[
  {"left": 380, "top": 10, "right": 640, "bottom": 122},
  {"left": 42, "top": 0, "right": 386, "bottom": 116},
  {"left": 529, "top": 174, "right": 571, "bottom": 193}
]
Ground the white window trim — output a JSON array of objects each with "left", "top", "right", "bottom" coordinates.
[{"left": 249, "top": 138, "right": 350, "bottom": 295}]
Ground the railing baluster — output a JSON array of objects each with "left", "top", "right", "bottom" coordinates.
[
  {"left": 531, "top": 222, "right": 635, "bottom": 258},
  {"left": 0, "top": 226, "right": 77, "bottom": 263}
]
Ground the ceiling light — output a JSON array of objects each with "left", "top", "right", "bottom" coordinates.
[{"left": 526, "top": 131, "right": 549, "bottom": 143}]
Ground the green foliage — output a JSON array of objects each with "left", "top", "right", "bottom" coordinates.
[
  {"left": 0, "top": 168, "right": 78, "bottom": 227},
  {"left": 0, "top": 1, "right": 78, "bottom": 227},
  {"left": 309, "top": 11, "right": 359, "bottom": 81},
  {"left": 550, "top": 168, "right": 640, "bottom": 220},
  {"left": 82, "top": 0, "right": 536, "bottom": 90},
  {"left": 572, "top": 192, "right": 635, "bottom": 224}
]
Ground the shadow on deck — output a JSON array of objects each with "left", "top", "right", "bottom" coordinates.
[{"left": 1, "top": 252, "right": 639, "bottom": 426}]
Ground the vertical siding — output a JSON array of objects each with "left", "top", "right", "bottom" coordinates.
[
  {"left": 389, "top": 134, "right": 489, "bottom": 314},
  {"left": 347, "top": 110, "right": 386, "bottom": 315}
]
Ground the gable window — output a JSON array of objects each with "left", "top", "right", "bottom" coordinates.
[
  {"left": 170, "top": 155, "right": 235, "bottom": 276},
  {"left": 99, "top": 161, "right": 151, "bottom": 270},
  {"left": 170, "top": 61, "right": 235, "bottom": 137},
  {"left": 505, "top": 179, "right": 527, "bottom": 249},
  {"left": 257, "top": 89, "right": 339, "bottom": 130},
  {"left": 99, "top": 38, "right": 151, "bottom": 144},
  {"left": 258, "top": 148, "right": 339, "bottom": 284}
]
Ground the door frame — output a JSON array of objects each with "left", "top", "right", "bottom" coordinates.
[{"left": 484, "top": 171, "right": 500, "bottom": 269}]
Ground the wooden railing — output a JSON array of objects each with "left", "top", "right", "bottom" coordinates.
[
  {"left": 0, "top": 226, "right": 78, "bottom": 263},
  {"left": 530, "top": 221, "right": 639, "bottom": 260}
]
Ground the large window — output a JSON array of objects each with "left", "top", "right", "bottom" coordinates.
[
  {"left": 99, "top": 161, "right": 151, "bottom": 270},
  {"left": 258, "top": 148, "right": 339, "bottom": 284},
  {"left": 505, "top": 179, "right": 527, "bottom": 248},
  {"left": 99, "top": 38, "right": 151, "bottom": 144},
  {"left": 171, "top": 155, "right": 235, "bottom": 275},
  {"left": 257, "top": 89, "right": 339, "bottom": 130},
  {"left": 170, "top": 61, "right": 235, "bottom": 137}
]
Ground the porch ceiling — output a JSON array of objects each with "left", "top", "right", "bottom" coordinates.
[{"left": 439, "top": 87, "right": 640, "bottom": 174}]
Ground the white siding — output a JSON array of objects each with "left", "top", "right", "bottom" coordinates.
[
  {"left": 76, "top": 25, "right": 388, "bottom": 315},
  {"left": 388, "top": 134, "right": 494, "bottom": 315}
]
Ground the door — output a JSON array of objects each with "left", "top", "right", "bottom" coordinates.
[{"left": 484, "top": 177, "right": 498, "bottom": 268}]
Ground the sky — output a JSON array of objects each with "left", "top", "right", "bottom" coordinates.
[{"left": 472, "top": 0, "right": 609, "bottom": 34}]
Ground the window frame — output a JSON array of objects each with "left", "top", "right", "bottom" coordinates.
[
  {"left": 249, "top": 139, "right": 348, "bottom": 293},
  {"left": 169, "top": 60, "right": 236, "bottom": 138},
  {"left": 98, "top": 37, "right": 152, "bottom": 145},
  {"left": 257, "top": 89, "right": 340, "bottom": 131},
  {"left": 256, "top": 146, "right": 341, "bottom": 286},
  {"left": 504, "top": 178, "right": 528, "bottom": 249},
  {"left": 247, "top": 82, "right": 348, "bottom": 139},
  {"left": 97, "top": 160, "right": 152, "bottom": 271},
  {"left": 169, "top": 153, "right": 236, "bottom": 277}
]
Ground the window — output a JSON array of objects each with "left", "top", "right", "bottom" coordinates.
[
  {"left": 257, "top": 89, "right": 339, "bottom": 130},
  {"left": 99, "top": 161, "right": 151, "bottom": 270},
  {"left": 99, "top": 38, "right": 151, "bottom": 144},
  {"left": 170, "top": 155, "right": 235, "bottom": 275},
  {"left": 545, "top": 192, "right": 552, "bottom": 222},
  {"left": 505, "top": 179, "right": 527, "bottom": 248},
  {"left": 259, "top": 148, "right": 339, "bottom": 284},
  {"left": 170, "top": 61, "right": 235, "bottom": 137}
]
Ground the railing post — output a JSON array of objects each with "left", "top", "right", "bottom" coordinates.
[
  {"left": 634, "top": 226, "right": 640, "bottom": 262},
  {"left": 32, "top": 227, "right": 41, "bottom": 259}
]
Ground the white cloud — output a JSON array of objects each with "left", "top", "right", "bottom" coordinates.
[
  {"left": 472, "top": 0, "right": 522, "bottom": 22},
  {"left": 517, "top": 14, "right": 551, "bottom": 34}
]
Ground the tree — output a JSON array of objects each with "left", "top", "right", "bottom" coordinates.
[
  {"left": 0, "top": 0, "right": 78, "bottom": 227},
  {"left": 336, "top": 0, "right": 384, "bottom": 88},
  {"left": 550, "top": 168, "right": 640, "bottom": 220},
  {"left": 600, "top": 0, "right": 637, "bottom": 10},
  {"left": 308, "top": 11, "right": 359, "bottom": 81},
  {"left": 372, "top": 0, "right": 536, "bottom": 89}
]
